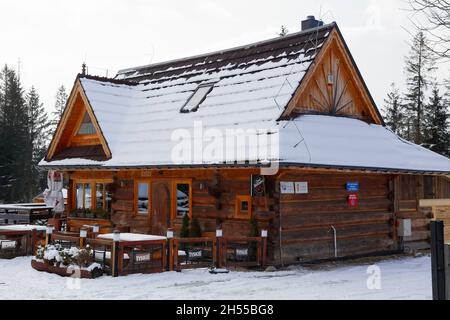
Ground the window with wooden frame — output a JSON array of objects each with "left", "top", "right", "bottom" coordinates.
[
  {"left": 235, "top": 195, "right": 252, "bottom": 219},
  {"left": 172, "top": 180, "right": 192, "bottom": 219},
  {"left": 135, "top": 181, "right": 151, "bottom": 216},
  {"left": 77, "top": 112, "right": 96, "bottom": 135},
  {"left": 73, "top": 180, "right": 113, "bottom": 212}
]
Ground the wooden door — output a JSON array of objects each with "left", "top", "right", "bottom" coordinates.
[{"left": 151, "top": 181, "right": 171, "bottom": 235}]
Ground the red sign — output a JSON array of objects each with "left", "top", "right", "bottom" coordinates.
[{"left": 348, "top": 194, "right": 358, "bottom": 208}]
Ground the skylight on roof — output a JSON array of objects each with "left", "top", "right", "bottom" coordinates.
[{"left": 181, "top": 83, "right": 215, "bottom": 113}]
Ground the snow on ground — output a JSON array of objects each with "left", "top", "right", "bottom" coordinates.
[{"left": 0, "top": 255, "right": 431, "bottom": 300}]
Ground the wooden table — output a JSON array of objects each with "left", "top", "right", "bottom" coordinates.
[{"left": 0, "top": 204, "right": 54, "bottom": 225}]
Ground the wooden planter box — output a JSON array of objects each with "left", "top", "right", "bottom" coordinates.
[
  {"left": 31, "top": 260, "right": 102, "bottom": 279},
  {"left": 67, "top": 218, "right": 113, "bottom": 233}
]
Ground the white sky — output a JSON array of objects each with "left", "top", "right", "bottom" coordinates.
[{"left": 0, "top": 0, "right": 448, "bottom": 114}]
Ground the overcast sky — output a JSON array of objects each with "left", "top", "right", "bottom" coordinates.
[{"left": 0, "top": 0, "right": 448, "bottom": 114}]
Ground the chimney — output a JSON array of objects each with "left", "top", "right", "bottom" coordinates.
[{"left": 301, "top": 15, "right": 324, "bottom": 31}]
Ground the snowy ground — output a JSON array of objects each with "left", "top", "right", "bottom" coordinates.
[{"left": 0, "top": 255, "right": 431, "bottom": 300}]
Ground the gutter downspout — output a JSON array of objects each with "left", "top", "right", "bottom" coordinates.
[
  {"left": 331, "top": 226, "right": 338, "bottom": 258},
  {"left": 279, "top": 209, "right": 284, "bottom": 267}
]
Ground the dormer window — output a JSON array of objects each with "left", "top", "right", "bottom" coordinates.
[
  {"left": 77, "top": 112, "right": 96, "bottom": 135},
  {"left": 180, "top": 83, "right": 215, "bottom": 113}
]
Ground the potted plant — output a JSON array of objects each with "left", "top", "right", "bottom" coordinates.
[
  {"left": 93, "top": 209, "right": 107, "bottom": 220},
  {"left": 85, "top": 209, "right": 95, "bottom": 219},
  {"left": 77, "top": 209, "right": 86, "bottom": 219}
]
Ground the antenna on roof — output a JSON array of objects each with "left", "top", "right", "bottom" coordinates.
[{"left": 81, "top": 62, "right": 87, "bottom": 76}]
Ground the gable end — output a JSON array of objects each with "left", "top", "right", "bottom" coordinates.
[
  {"left": 281, "top": 26, "right": 384, "bottom": 125},
  {"left": 46, "top": 77, "right": 112, "bottom": 162}
]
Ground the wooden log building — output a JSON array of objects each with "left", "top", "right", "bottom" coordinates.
[{"left": 40, "top": 17, "right": 450, "bottom": 265}]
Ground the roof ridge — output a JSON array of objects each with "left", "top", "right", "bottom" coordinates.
[
  {"left": 116, "top": 22, "right": 336, "bottom": 76},
  {"left": 78, "top": 74, "right": 139, "bottom": 86}
]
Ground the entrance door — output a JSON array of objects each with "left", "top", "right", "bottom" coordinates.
[{"left": 151, "top": 181, "right": 171, "bottom": 235}]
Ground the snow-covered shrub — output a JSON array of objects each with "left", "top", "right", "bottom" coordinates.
[
  {"left": 59, "top": 247, "right": 80, "bottom": 266},
  {"left": 35, "top": 244, "right": 99, "bottom": 272},
  {"left": 75, "top": 246, "right": 93, "bottom": 268},
  {"left": 43, "top": 244, "right": 63, "bottom": 265}
]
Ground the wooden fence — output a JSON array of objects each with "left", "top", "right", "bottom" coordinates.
[
  {"left": 173, "top": 237, "right": 216, "bottom": 271},
  {"left": 45, "top": 231, "right": 267, "bottom": 277},
  {"left": 114, "top": 239, "right": 166, "bottom": 276},
  {"left": 0, "top": 229, "right": 43, "bottom": 259},
  {"left": 221, "top": 236, "right": 266, "bottom": 269}
]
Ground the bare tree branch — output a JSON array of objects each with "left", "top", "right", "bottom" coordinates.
[{"left": 407, "top": 0, "right": 450, "bottom": 59}]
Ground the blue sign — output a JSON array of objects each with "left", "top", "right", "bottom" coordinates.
[{"left": 346, "top": 182, "right": 360, "bottom": 192}]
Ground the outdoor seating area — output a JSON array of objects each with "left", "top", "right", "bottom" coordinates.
[{"left": 30, "top": 225, "right": 268, "bottom": 278}]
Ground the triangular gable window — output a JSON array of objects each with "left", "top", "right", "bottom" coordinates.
[
  {"left": 181, "top": 83, "right": 215, "bottom": 113},
  {"left": 77, "top": 112, "right": 96, "bottom": 135}
]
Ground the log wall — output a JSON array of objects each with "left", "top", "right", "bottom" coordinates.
[
  {"left": 397, "top": 175, "right": 450, "bottom": 251},
  {"left": 68, "top": 169, "right": 274, "bottom": 238},
  {"left": 67, "top": 169, "right": 450, "bottom": 265},
  {"left": 274, "top": 171, "right": 396, "bottom": 264}
]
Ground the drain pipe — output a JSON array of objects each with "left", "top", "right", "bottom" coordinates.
[
  {"left": 331, "top": 226, "right": 338, "bottom": 258},
  {"left": 279, "top": 210, "right": 284, "bottom": 267}
]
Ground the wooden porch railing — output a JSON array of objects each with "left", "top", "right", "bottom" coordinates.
[
  {"left": 0, "top": 229, "right": 43, "bottom": 258},
  {"left": 221, "top": 236, "right": 267, "bottom": 269},
  {"left": 43, "top": 229, "right": 268, "bottom": 276},
  {"left": 173, "top": 237, "right": 217, "bottom": 271},
  {"left": 113, "top": 239, "right": 166, "bottom": 276}
]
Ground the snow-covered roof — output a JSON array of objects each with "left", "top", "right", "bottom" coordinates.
[{"left": 40, "top": 23, "right": 450, "bottom": 174}]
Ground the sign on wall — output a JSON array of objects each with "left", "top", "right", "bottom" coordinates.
[
  {"left": 346, "top": 182, "right": 360, "bottom": 192},
  {"left": 251, "top": 175, "right": 266, "bottom": 197},
  {"left": 348, "top": 194, "right": 358, "bottom": 208},
  {"left": 280, "top": 182, "right": 295, "bottom": 194},
  {"left": 295, "top": 182, "right": 309, "bottom": 194}
]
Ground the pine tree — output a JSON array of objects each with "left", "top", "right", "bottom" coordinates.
[
  {"left": 404, "top": 32, "right": 437, "bottom": 145},
  {"left": 423, "top": 86, "right": 449, "bottom": 156},
  {"left": 0, "top": 65, "right": 28, "bottom": 202},
  {"left": 383, "top": 83, "right": 405, "bottom": 136},
  {"left": 189, "top": 217, "right": 202, "bottom": 238},
  {"left": 24, "top": 87, "right": 50, "bottom": 201},
  {"left": 51, "top": 85, "right": 68, "bottom": 133},
  {"left": 180, "top": 214, "right": 190, "bottom": 238}
]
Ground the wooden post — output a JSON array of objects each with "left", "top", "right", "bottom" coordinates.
[
  {"left": 112, "top": 230, "right": 120, "bottom": 277},
  {"left": 173, "top": 240, "right": 180, "bottom": 272},
  {"left": 92, "top": 225, "right": 100, "bottom": 239},
  {"left": 31, "top": 229, "right": 37, "bottom": 256},
  {"left": 431, "top": 221, "right": 446, "bottom": 300},
  {"left": 261, "top": 230, "right": 268, "bottom": 268},
  {"left": 79, "top": 227, "right": 88, "bottom": 248},
  {"left": 162, "top": 242, "right": 167, "bottom": 272},
  {"left": 212, "top": 239, "right": 217, "bottom": 268},
  {"left": 45, "top": 225, "right": 53, "bottom": 246},
  {"left": 166, "top": 229, "right": 174, "bottom": 272},
  {"left": 216, "top": 229, "right": 223, "bottom": 269}
]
